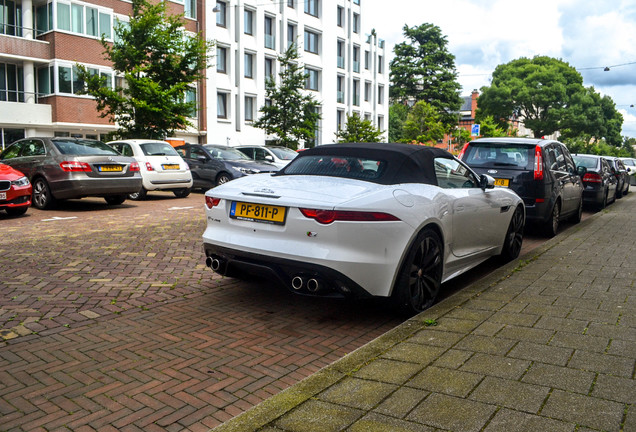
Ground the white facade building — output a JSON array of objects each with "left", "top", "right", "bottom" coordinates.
[{"left": 205, "top": 0, "right": 389, "bottom": 147}]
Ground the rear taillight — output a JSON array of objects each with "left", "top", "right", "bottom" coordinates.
[
  {"left": 582, "top": 172, "right": 602, "bottom": 183},
  {"left": 145, "top": 162, "right": 154, "bottom": 171},
  {"left": 60, "top": 161, "right": 91, "bottom": 172},
  {"left": 130, "top": 162, "right": 140, "bottom": 172},
  {"left": 533, "top": 146, "right": 543, "bottom": 180},
  {"left": 299, "top": 208, "right": 400, "bottom": 225},
  {"left": 457, "top": 143, "right": 469, "bottom": 160},
  {"left": 205, "top": 196, "right": 221, "bottom": 209}
]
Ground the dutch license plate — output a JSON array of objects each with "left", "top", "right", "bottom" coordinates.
[
  {"left": 98, "top": 165, "right": 123, "bottom": 172},
  {"left": 162, "top": 164, "right": 179, "bottom": 170},
  {"left": 0, "top": 192, "right": 5, "bottom": 200},
  {"left": 494, "top": 178, "right": 510, "bottom": 187},
  {"left": 230, "top": 201, "right": 287, "bottom": 225}
]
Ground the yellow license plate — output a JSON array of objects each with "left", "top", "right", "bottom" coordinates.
[
  {"left": 230, "top": 201, "right": 287, "bottom": 225},
  {"left": 99, "top": 165, "right": 123, "bottom": 172},
  {"left": 494, "top": 178, "right": 509, "bottom": 187},
  {"left": 162, "top": 164, "right": 179, "bottom": 170}
]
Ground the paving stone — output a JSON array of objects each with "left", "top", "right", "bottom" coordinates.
[
  {"left": 454, "top": 335, "right": 517, "bottom": 356},
  {"left": 348, "top": 412, "right": 434, "bottom": 432},
  {"left": 406, "top": 393, "right": 496, "bottom": 432},
  {"left": 496, "top": 325, "right": 554, "bottom": 344},
  {"left": 407, "top": 366, "right": 483, "bottom": 398},
  {"left": 380, "top": 343, "right": 445, "bottom": 365},
  {"left": 541, "top": 389, "right": 624, "bottom": 431},
  {"left": 353, "top": 359, "right": 422, "bottom": 385},
  {"left": 432, "top": 317, "right": 482, "bottom": 333},
  {"left": 459, "top": 353, "right": 531, "bottom": 380},
  {"left": 549, "top": 331, "right": 610, "bottom": 353},
  {"left": 489, "top": 311, "right": 540, "bottom": 327},
  {"left": 469, "top": 376, "right": 549, "bottom": 413},
  {"left": 431, "top": 349, "right": 473, "bottom": 369},
  {"left": 408, "top": 328, "right": 465, "bottom": 348},
  {"left": 471, "top": 322, "right": 505, "bottom": 337},
  {"left": 568, "top": 350, "right": 634, "bottom": 377},
  {"left": 507, "top": 341, "right": 573, "bottom": 366},
  {"left": 373, "top": 387, "right": 429, "bottom": 419},
  {"left": 273, "top": 399, "right": 364, "bottom": 432},
  {"left": 521, "top": 362, "right": 594, "bottom": 394},
  {"left": 483, "top": 408, "right": 575, "bottom": 432},
  {"left": 591, "top": 373, "right": 636, "bottom": 404},
  {"left": 317, "top": 377, "right": 397, "bottom": 411},
  {"left": 533, "top": 316, "right": 589, "bottom": 333}
]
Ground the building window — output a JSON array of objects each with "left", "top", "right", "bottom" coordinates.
[
  {"left": 57, "top": 65, "right": 87, "bottom": 95},
  {"left": 304, "top": 0, "right": 319, "bottom": 17},
  {"left": 377, "top": 115, "right": 384, "bottom": 131},
  {"left": 245, "top": 96, "right": 255, "bottom": 122},
  {"left": 216, "top": 1, "right": 227, "bottom": 27},
  {"left": 304, "top": 30, "right": 320, "bottom": 54},
  {"left": 0, "top": 0, "right": 22, "bottom": 36},
  {"left": 353, "top": 79, "right": 360, "bottom": 106},
  {"left": 217, "top": 92, "right": 228, "bottom": 119},
  {"left": 287, "top": 23, "right": 296, "bottom": 49},
  {"left": 185, "top": 87, "right": 197, "bottom": 118},
  {"left": 337, "top": 40, "right": 345, "bottom": 69},
  {"left": 336, "top": 75, "right": 344, "bottom": 104},
  {"left": 364, "top": 81, "right": 371, "bottom": 102},
  {"left": 0, "top": 63, "right": 24, "bottom": 102},
  {"left": 57, "top": 3, "right": 70, "bottom": 31},
  {"left": 184, "top": 0, "right": 196, "bottom": 19},
  {"left": 337, "top": 109, "right": 344, "bottom": 131},
  {"left": 265, "top": 57, "right": 275, "bottom": 83},
  {"left": 353, "top": 45, "right": 360, "bottom": 73},
  {"left": 378, "top": 85, "right": 384, "bottom": 104},
  {"left": 244, "top": 9, "right": 253, "bottom": 35},
  {"left": 37, "top": 65, "right": 54, "bottom": 96},
  {"left": 264, "top": 16, "right": 275, "bottom": 49},
  {"left": 244, "top": 52, "right": 254, "bottom": 79},
  {"left": 337, "top": 6, "right": 344, "bottom": 27},
  {"left": 352, "top": 13, "right": 360, "bottom": 33},
  {"left": 305, "top": 68, "right": 319, "bottom": 91},
  {"left": 35, "top": 3, "right": 53, "bottom": 35},
  {"left": 364, "top": 50, "right": 370, "bottom": 70},
  {"left": 52, "top": 2, "right": 112, "bottom": 39},
  {"left": 354, "top": 0, "right": 360, "bottom": 4},
  {"left": 216, "top": 46, "right": 227, "bottom": 73},
  {"left": 287, "top": 0, "right": 295, "bottom": 8},
  {"left": 378, "top": 55, "right": 384, "bottom": 74}
]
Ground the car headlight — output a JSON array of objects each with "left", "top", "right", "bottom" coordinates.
[
  {"left": 12, "top": 176, "right": 30, "bottom": 187},
  {"left": 233, "top": 167, "right": 259, "bottom": 175}
]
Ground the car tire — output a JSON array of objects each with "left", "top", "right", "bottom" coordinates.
[
  {"left": 5, "top": 206, "right": 28, "bottom": 217},
  {"left": 216, "top": 173, "right": 232, "bottom": 186},
  {"left": 105, "top": 195, "right": 127, "bottom": 205},
  {"left": 173, "top": 188, "right": 191, "bottom": 198},
  {"left": 32, "top": 177, "right": 55, "bottom": 210},
  {"left": 499, "top": 205, "right": 525, "bottom": 262},
  {"left": 128, "top": 187, "right": 147, "bottom": 201},
  {"left": 392, "top": 227, "right": 443, "bottom": 316},
  {"left": 571, "top": 198, "right": 583, "bottom": 224},
  {"left": 544, "top": 201, "right": 560, "bottom": 237}
]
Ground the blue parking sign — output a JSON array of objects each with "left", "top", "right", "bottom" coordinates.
[{"left": 471, "top": 124, "right": 480, "bottom": 136}]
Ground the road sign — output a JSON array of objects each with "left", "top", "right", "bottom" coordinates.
[{"left": 471, "top": 124, "right": 480, "bottom": 136}]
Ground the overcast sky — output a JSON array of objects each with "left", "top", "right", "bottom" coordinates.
[{"left": 365, "top": 0, "right": 636, "bottom": 139}]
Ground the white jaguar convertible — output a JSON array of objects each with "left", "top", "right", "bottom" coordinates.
[{"left": 203, "top": 143, "right": 525, "bottom": 314}]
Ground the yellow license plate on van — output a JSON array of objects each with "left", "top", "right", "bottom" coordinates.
[
  {"left": 494, "top": 178, "right": 509, "bottom": 187},
  {"left": 230, "top": 201, "right": 287, "bottom": 225}
]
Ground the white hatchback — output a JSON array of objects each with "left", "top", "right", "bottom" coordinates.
[{"left": 108, "top": 140, "right": 193, "bottom": 200}]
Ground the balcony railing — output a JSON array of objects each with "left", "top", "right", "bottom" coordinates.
[
  {"left": 337, "top": 57, "right": 344, "bottom": 69},
  {"left": 265, "top": 34, "right": 275, "bottom": 49},
  {"left": 337, "top": 90, "right": 344, "bottom": 104}
]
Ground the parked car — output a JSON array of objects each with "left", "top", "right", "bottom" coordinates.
[
  {"left": 619, "top": 157, "right": 636, "bottom": 185},
  {"left": 604, "top": 156, "right": 630, "bottom": 197},
  {"left": 571, "top": 154, "right": 618, "bottom": 210},
  {"left": 175, "top": 144, "right": 278, "bottom": 190},
  {"left": 107, "top": 139, "right": 193, "bottom": 200},
  {"left": 459, "top": 138, "right": 584, "bottom": 237},
  {"left": 0, "top": 163, "right": 32, "bottom": 216},
  {"left": 235, "top": 145, "right": 298, "bottom": 169},
  {"left": 202, "top": 143, "right": 525, "bottom": 315},
  {"left": 0, "top": 137, "right": 142, "bottom": 209}
]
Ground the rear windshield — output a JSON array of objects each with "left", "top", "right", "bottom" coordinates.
[
  {"left": 268, "top": 147, "right": 298, "bottom": 160},
  {"left": 54, "top": 139, "right": 119, "bottom": 156},
  {"left": 282, "top": 155, "right": 386, "bottom": 181},
  {"left": 140, "top": 142, "right": 179, "bottom": 156},
  {"left": 463, "top": 143, "right": 533, "bottom": 169},
  {"left": 572, "top": 155, "right": 598, "bottom": 169}
]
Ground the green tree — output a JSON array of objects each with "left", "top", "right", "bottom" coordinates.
[
  {"left": 475, "top": 114, "right": 509, "bottom": 137},
  {"left": 253, "top": 44, "right": 321, "bottom": 150},
  {"left": 389, "top": 23, "right": 462, "bottom": 126},
  {"left": 388, "top": 103, "right": 409, "bottom": 142},
  {"left": 334, "top": 113, "right": 384, "bottom": 143},
  {"left": 477, "top": 56, "right": 586, "bottom": 138},
  {"left": 77, "top": 0, "right": 212, "bottom": 139},
  {"left": 401, "top": 101, "right": 446, "bottom": 144}
]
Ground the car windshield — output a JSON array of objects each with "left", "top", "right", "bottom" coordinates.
[
  {"left": 140, "top": 142, "right": 179, "bottom": 156},
  {"left": 623, "top": 159, "right": 635, "bottom": 166},
  {"left": 463, "top": 143, "right": 533, "bottom": 169},
  {"left": 572, "top": 155, "right": 598, "bottom": 169},
  {"left": 268, "top": 147, "right": 298, "bottom": 160},
  {"left": 204, "top": 146, "right": 250, "bottom": 160},
  {"left": 54, "top": 139, "right": 119, "bottom": 155},
  {"left": 282, "top": 155, "right": 386, "bottom": 181}
]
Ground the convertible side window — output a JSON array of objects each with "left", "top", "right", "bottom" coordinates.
[{"left": 434, "top": 157, "right": 477, "bottom": 189}]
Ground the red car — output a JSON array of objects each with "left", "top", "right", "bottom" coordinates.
[{"left": 0, "top": 163, "right": 32, "bottom": 216}]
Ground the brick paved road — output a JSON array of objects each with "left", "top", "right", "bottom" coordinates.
[{"left": 0, "top": 192, "right": 591, "bottom": 431}]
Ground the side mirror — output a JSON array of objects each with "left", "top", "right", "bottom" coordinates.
[
  {"left": 197, "top": 156, "right": 208, "bottom": 162},
  {"left": 576, "top": 166, "right": 587, "bottom": 177},
  {"left": 264, "top": 155, "right": 275, "bottom": 162},
  {"left": 480, "top": 174, "right": 495, "bottom": 190}
]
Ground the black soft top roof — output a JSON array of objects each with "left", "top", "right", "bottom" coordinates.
[{"left": 279, "top": 142, "right": 456, "bottom": 185}]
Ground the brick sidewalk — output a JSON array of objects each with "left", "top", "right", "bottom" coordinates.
[{"left": 213, "top": 194, "right": 636, "bottom": 432}]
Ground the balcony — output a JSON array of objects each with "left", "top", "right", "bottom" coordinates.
[
  {"left": 0, "top": 32, "right": 51, "bottom": 61},
  {"left": 0, "top": 99, "right": 52, "bottom": 126}
]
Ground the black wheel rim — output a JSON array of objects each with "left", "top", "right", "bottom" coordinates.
[
  {"left": 507, "top": 208, "right": 524, "bottom": 256},
  {"left": 408, "top": 235, "right": 442, "bottom": 312}
]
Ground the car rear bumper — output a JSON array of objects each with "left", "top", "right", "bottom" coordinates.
[
  {"left": 142, "top": 172, "right": 193, "bottom": 191},
  {"left": 582, "top": 185, "right": 605, "bottom": 205},
  {"left": 51, "top": 177, "right": 143, "bottom": 199}
]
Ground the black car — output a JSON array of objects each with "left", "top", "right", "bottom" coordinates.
[
  {"left": 175, "top": 144, "right": 278, "bottom": 190},
  {"left": 459, "top": 138, "right": 584, "bottom": 237},
  {"left": 603, "top": 156, "right": 630, "bottom": 198},
  {"left": 572, "top": 154, "right": 618, "bottom": 209}
]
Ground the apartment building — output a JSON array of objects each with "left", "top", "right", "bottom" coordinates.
[{"left": 0, "top": 0, "right": 388, "bottom": 150}]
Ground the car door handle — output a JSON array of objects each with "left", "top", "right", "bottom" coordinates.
[{"left": 455, "top": 204, "right": 465, "bottom": 212}]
